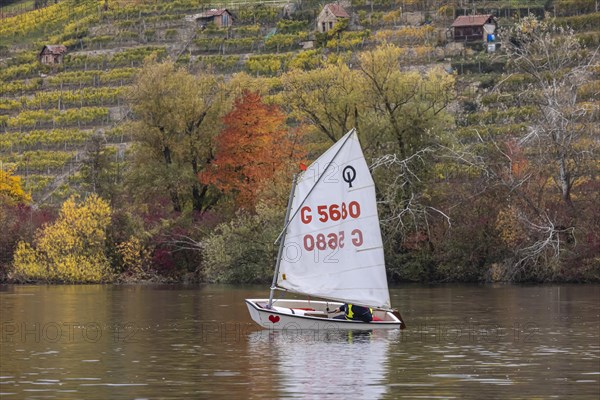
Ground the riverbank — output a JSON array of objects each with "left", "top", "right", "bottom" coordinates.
[{"left": 2, "top": 264, "right": 598, "bottom": 285}]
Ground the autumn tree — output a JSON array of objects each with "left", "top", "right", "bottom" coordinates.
[
  {"left": 357, "top": 44, "right": 455, "bottom": 267},
  {"left": 0, "top": 204, "right": 54, "bottom": 279},
  {"left": 439, "top": 17, "right": 600, "bottom": 280},
  {"left": 281, "top": 45, "right": 456, "bottom": 277},
  {"left": 80, "top": 131, "right": 119, "bottom": 202},
  {"left": 0, "top": 167, "right": 31, "bottom": 206},
  {"left": 200, "top": 90, "right": 304, "bottom": 209},
  {"left": 282, "top": 63, "right": 364, "bottom": 144},
  {"left": 0, "top": 168, "right": 45, "bottom": 278},
  {"left": 494, "top": 16, "right": 599, "bottom": 276},
  {"left": 358, "top": 44, "right": 455, "bottom": 160},
  {"left": 12, "top": 195, "right": 112, "bottom": 283},
  {"left": 283, "top": 43, "right": 455, "bottom": 159},
  {"left": 504, "top": 16, "right": 597, "bottom": 211},
  {"left": 128, "top": 57, "right": 225, "bottom": 212}
]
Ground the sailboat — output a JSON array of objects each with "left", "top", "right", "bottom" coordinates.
[{"left": 245, "top": 129, "right": 406, "bottom": 330}]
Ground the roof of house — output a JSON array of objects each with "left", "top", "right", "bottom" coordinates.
[
  {"left": 451, "top": 15, "right": 494, "bottom": 28},
  {"left": 41, "top": 45, "right": 67, "bottom": 55},
  {"left": 324, "top": 3, "right": 350, "bottom": 18},
  {"left": 197, "top": 8, "right": 231, "bottom": 18}
]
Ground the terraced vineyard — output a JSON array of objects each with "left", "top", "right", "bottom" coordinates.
[{"left": 0, "top": 0, "right": 598, "bottom": 205}]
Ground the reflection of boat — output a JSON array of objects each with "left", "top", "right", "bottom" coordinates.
[
  {"left": 246, "top": 129, "right": 405, "bottom": 330},
  {"left": 247, "top": 330, "right": 396, "bottom": 399}
]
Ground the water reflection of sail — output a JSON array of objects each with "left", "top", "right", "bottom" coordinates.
[{"left": 247, "top": 330, "right": 396, "bottom": 399}]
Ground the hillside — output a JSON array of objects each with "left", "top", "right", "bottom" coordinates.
[{"left": 1, "top": 0, "right": 598, "bottom": 205}]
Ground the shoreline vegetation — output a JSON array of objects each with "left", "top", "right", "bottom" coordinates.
[{"left": 1, "top": 1, "right": 598, "bottom": 284}]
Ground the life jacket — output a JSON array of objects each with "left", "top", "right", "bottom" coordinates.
[{"left": 345, "top": 304, "right": 373, "bottom": 322}]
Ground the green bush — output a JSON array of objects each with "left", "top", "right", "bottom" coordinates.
[
  {"left": 265, "top": 33, "right": 303, "bottom": 52},
  {"left": 236, "top": 5, "right": 279, "bottom": 24},
  {"left": 555, "top": 0, "right": 597, "bottom": 17},
  {"left": 576, "top": 31, "right": 600, "bottom": 47},
  {"left": 202, "top": 203, "right": 282, "bottom": 283},
  {"left": 466, "top": 106, "right": 537, "bottom": 125},
  {"left": 165, "top": 29, "right": 178, "bottom": 39},
  {"left": 555, "top": 12, "right": 600, "bottom": 31},
  {"left": 276, "top": 19, "right": 308, "bottom": 34},
  {"left": 232, "top": 24, "right": 261, "bottom": 37},
  {"left": 246, "top": 54, "right": 292, "bottom": 75},
  {"left": 196, "top": 55, "right": 241, "bottom": 71}
]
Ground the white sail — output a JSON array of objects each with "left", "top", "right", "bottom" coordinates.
[{"left": 277, "top": 129, "right": 391, "bottom": 309}]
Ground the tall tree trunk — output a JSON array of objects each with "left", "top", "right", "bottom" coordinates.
[
  {"left": 163, "top": 145, "right": 181, "bottom": 212},
  {"left": 558, "top": 156, "right": 574, "bottom": 209},
  {"left": 191, "top": 156, "right": 204, "bottom": 212}
]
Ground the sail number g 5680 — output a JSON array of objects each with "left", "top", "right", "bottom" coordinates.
[
  {"left": 303, "top": 229, "right": 363, "bottom": 251},
  {"left": 300, "top": 201, "right": 361, "bottom": 224}
]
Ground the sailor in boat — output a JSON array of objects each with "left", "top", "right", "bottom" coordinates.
[{"left": 332, "top": 303, "right": 373, "bottom": 322}]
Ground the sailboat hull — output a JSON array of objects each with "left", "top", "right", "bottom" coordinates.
[{"left": 245, "top": 299, "right": 403, "bottom": 330}]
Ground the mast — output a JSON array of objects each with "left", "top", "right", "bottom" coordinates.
[{"left": 267, "top": 173, "right": 298, "bottom": 309}]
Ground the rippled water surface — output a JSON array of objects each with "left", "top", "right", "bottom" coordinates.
[{"left": 0, "top": 284, "right": 598, "bottom": 399}]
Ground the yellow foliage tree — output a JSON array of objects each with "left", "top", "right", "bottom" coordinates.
[
  {"left": 128, "top": 57, "right": 225, "bottom": 212},
  {"left": 282, "top": 63, "right": 364, "bottom": 143},
  {"left": 495, "top": 206, "right": 528, "bottom": 248},
  {"left": 116, "top": 236, "right": 152, "bottom": 281},
  {"left": 12, "top": 194, "right": 112, "bottom": 283},
  {"left": 358, "top": 44, "right": 455, "bottom": 158},
  {"left": 0, "top": 168, "right": 31, "bottom": 206}
]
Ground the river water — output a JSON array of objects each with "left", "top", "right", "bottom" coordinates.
[{"left": 0, "top": 284, "right": 598, "bottom": 399}]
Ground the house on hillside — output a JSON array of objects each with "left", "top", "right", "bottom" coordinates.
[
  {"left": 39, "top": 45, "right": 67, "bottom": 65},
  {"left": 191, "top": 9, "right": 234, "bottom": 28},
  {"left": 316, "top": 3, "right": 350, "bottom": 33},
  {"left": 451, "top": 14, "right": 496, "bottom": 42}
]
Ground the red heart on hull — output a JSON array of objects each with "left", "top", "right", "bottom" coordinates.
[{"left": 268, "top": 315, "right": 280, "bottom": 323}]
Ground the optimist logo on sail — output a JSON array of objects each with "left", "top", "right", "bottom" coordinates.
[{"left": 342, "top": 165, "right": 356, "bottom": 188}]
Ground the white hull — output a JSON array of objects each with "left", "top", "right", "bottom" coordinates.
[{"left": 245, "top": 299, "right": 404, "bottom": 330}]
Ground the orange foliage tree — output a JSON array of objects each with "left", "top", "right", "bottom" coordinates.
[{"left": 200, "top": 91, "right": 303, "bottom": 209}]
